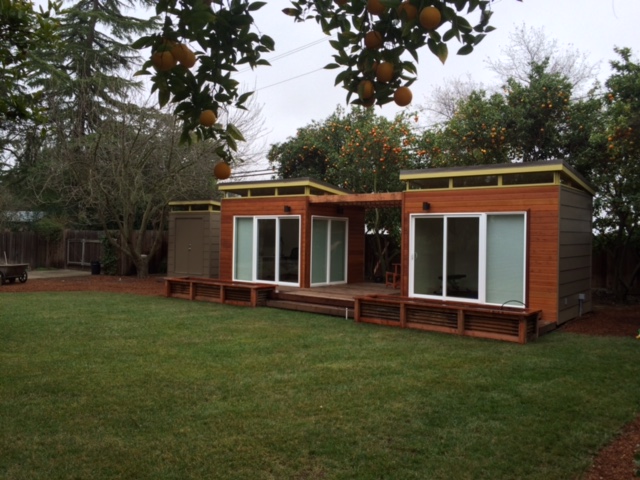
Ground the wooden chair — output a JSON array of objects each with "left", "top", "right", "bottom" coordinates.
[{"left": 385, "top": 263, "right": 401, "bottom": 289}]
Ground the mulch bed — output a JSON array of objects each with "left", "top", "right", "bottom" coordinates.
[{"left": 2, "top": 274, "right": 640, "bottom": 479}]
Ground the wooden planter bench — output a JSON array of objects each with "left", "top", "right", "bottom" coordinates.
[
  {"left": 164, "top": 277, "right": 275, "bottom": 307},
  {"left": 354, "top": 294, "right": 541, "bottom": 344}
]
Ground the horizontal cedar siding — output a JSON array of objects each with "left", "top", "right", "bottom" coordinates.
[{"left": 403, "top": 186, "right": 560, "bottom": 322}]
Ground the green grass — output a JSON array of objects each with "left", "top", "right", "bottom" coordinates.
[{"left": 1, "top": 292, "right": 639, "bottom": 480}]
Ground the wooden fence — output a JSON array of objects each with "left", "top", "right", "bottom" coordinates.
[{"left": 0, "top": 230, "right": 167, "bottom": 276}]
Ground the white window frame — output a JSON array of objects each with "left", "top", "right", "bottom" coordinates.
[
  {"left": 409, "top": 212, "right": 527, "bottom": 307},
  {"left": 232, "top": 215, "right": 301, "bottom": 286}
]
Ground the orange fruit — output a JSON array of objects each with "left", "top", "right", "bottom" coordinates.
[
  {"left": 199, "top": 109, "right": 217, "bottom": 127},
  {"left": 367, "top": 0, "right": 386, "bottom": 15},
  {"left": 214, "top": 162, "right": 231, "bottom": 180},
  {"left": 419, "top": 6, "right": 441, "bottom": 30},
  {"left": 180, "top": 49, "right": 197, "bottom": 68},
  {"left": 364, "top": 30, "right": 383, "bottom": 50},
  {"left": 376, "top": 62, "right": 394, "bottom": 83},
  {"left": 171, "top": 44, "right": 196, "bottom": 68},
  {"left": 151, "top": 51, "right": 177, "bottom": 72},
  {"left": 394, "top": 86, "right": 413, "bottom": 107},
  {"left": 358, "top": 80, "right": 375, "bottom": 100},
  {"left": 396, "top": 2, "right": 418, "bottom": 21}
]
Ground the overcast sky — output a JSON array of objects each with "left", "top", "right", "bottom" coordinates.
[{"left": 225, "top": 0, "right": 639, "bottom": 169}]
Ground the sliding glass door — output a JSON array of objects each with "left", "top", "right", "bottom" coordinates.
[
  {"left": 410, "top": 213, "right": 526, "bottom": 306},
  {"left": 234, "top": 216, "right": 300, "bottom": 285},
  {"left": 311, "top": 217, "right": 347, "bottom": 286}
]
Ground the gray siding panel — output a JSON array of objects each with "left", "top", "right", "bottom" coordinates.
[{"left": 557, "top": 187, "right": 593, "bottom": 324}]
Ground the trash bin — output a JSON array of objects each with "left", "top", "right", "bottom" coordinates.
[{"left": 91, "top": 261, "right": 101, "bottom": 275}]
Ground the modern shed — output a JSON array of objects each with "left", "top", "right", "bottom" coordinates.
[
  {"left": 167, "top": 200, "right": 221, "bottom": 278},
  {"left": 217, "top": 178, "right": 388, "bottom": 288},
  {"left": 398, "top": 160, "right": 594, "bottom": 325}
]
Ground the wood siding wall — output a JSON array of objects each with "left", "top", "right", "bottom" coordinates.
[
  {"left": 219, "top": 197, "right": 365, "bottom": 287},
  {"left": 557, "top": 187, "right": 593, "bottom": 323},
  {"left": 402, "top": 186, "right": 562, "bottom": 323}
]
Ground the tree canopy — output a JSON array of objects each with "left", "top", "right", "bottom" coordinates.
[{"left": 134, "top": 0, "right": 519, "bottom": 163}]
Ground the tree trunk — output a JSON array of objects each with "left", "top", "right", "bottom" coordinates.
[{"left": 135, "top": 254, "right": 150, "bottom": 279}]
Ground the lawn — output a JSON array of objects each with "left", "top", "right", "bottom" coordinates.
[{"left": 1, "top": 292, "right": 639, "bottom": 480}]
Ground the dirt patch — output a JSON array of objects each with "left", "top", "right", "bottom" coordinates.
[
  {"left": 0, "top": 274, "right": 165, "bottom": 296},
  {"left": 2, "top": 274, "right": 640, "bottom": 478}
]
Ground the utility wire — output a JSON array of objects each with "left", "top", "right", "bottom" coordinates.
[
  {"left": 255, "top": 67, "right": 326, "bottom": 92},
  {"left": 236, "top": 37, "right": 328, "bottom": 74}
]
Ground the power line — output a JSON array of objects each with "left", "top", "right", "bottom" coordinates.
[
  {"left": 236, "top": 37, "right": 328, "bottom": 74},
  {"left": 255, "top": 67, "right": 326, "bottom": 92}
]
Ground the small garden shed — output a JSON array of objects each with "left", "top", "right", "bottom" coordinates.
[{"left": 167, "top": 200, "right": 221, "bottom": 278}]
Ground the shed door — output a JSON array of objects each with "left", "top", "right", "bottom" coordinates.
[{"left": 175, "top": 218, "right": 204, "bottom": 275}]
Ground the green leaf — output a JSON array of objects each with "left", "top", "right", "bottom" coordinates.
[
  {"left": 453, "top": 0, "right": 466, "bottom": 11},
  {"left": 226, "top": 123, "right": 246, "bottom": 142},
  {"left": 131, "top": 36, "right": 153, "bottom": 49},
  {"left": 427, "top": 38, "right": 448, "bottom": 64},
  {"left": 260, "top": 35, "right": 275, "bottom": 50},
  {"left": 436, "top": 43, "right": 448, "bottom": 64},
  {"left": 248, "top": 1, "right": 267, "bottom": 11},
  {"left": 442, "top": 28, "right": 458, "bottom": 42},
  {"left": 282, "top": 8, "right": 301, "bottom": 17},
  {"left": 236, "top": 91, "right": 253, "bottom": 105},
  {"left": 457, "top": 44, "right": 474, "bottom": 56},
  {"left": 226, "top": 134, "right": 238, "bottom": 152},
  {"left": 324, "top": 63, "right": 341, "bottom": 70},
  {"left": 158, "top": 88, "right": 170, "bottom": 108}
]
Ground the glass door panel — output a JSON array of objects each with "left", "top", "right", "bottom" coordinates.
[
  {"left": 312, "top": 218, "right": 347, "bottom": 285},
  {"left": 234, "top": 218, "right": 254, "bottom": 281},
  {"left": 279, "top": 218, "right": 300, "bottom": 283},
  {"left": 257, "top": 219, "right": 276, "bottom": 282},
  {"left": 486, "top": 214, "right": 525, "bottom": 305},
  {"left": 329, "top": 220, "right": 346, "bottom": 282},
  {"left": 311, "top": 218, "right": 328, "bottom": 284},
  {"left": 446, "top": 217, "right": 479, "bottom": 300},
  {"left": 413, "top": 217, "right": 444, "bottom": 296}
]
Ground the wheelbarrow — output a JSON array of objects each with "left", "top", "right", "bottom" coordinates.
[{"left": 0, "top": 263, "right": 29, "bottom": 285}]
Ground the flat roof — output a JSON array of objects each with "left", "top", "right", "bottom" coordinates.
[
  {"left": 400, "top": 160, "right": 595, "bottom": 195},
  {"left": 168, "top": 200, "right": 221, "bottom": 206},
  {"left": 218, "top": 177, "right": 353, "bottom": 197}
]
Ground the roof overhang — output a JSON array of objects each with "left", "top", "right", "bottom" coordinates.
[
  {"left": 218, "top": 177, "right": 352, "bottom": 198},
  {"left": 400, "top": 160, "right": 595, "bottom": 196}
]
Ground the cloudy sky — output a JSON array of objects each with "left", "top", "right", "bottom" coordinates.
[{"left": 226, "top": 0, "right": 639, "bottom": 169}]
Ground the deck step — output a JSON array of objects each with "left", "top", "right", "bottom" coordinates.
[
  {"left": 270, "top": 290, "right": 354, "bottom": 309},
  {"left": 266, "top": 299, "right": 354, "bottom": 319}
]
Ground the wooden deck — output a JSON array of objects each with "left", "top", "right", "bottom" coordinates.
[
  {"left": 164, "top": 277, "right": 275, "bottom": 307},
  {"left": 165, "top": 278, "right": 543, "bottom": 343},
  {"left": 355, "top": 294, "right": 541, "bottom": 344}
]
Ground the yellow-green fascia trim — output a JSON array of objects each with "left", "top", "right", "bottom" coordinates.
[
  {"left": 400, "top": 161, "right": 595, "bottom": 196},
  {"left": 168, "top": 200, "right": 221, "bottom": 207},
  {"left": 168, "top": 200, "right": 221, "bottom": 212},
  {"left": 218, "top": 177, "right": 351, "bottom": 197}
]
